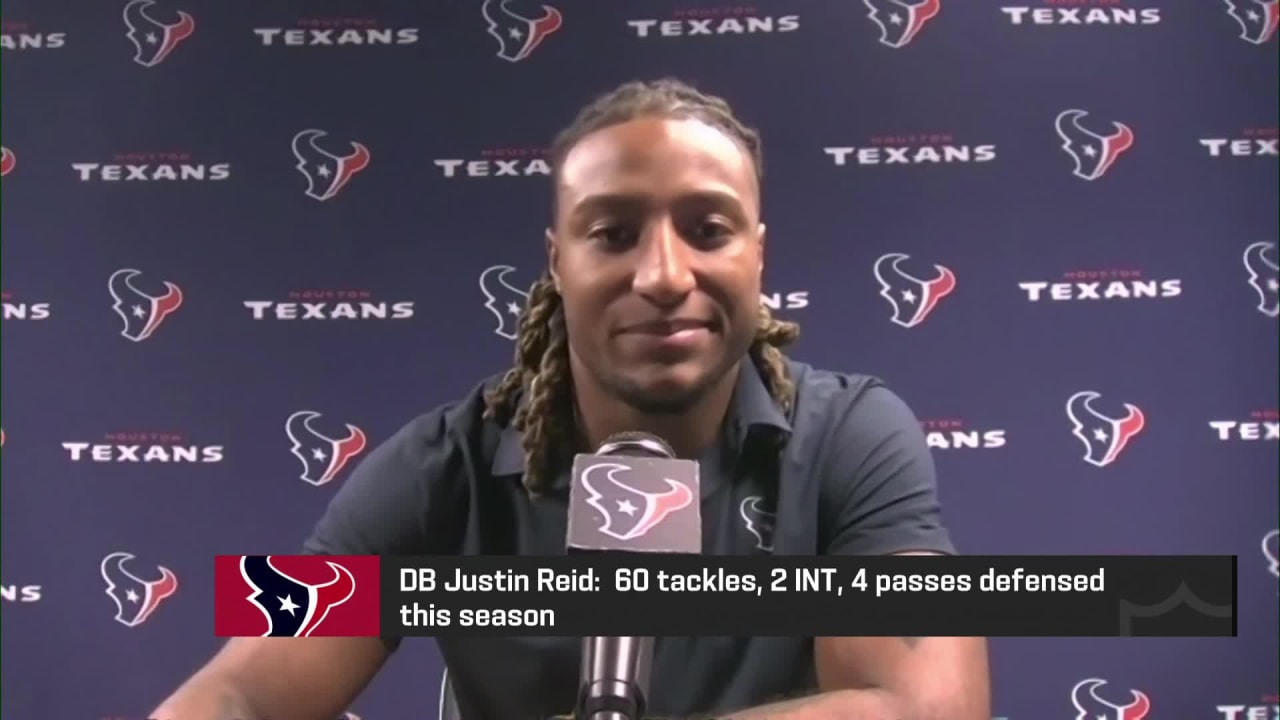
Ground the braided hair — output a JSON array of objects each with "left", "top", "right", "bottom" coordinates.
[{"left": 483, "top": 78, "right": 799, "bottom": 495}]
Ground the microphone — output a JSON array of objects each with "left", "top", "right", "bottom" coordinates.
[{"left": 566, "top": 431, "right": 702, "bottom": 720}]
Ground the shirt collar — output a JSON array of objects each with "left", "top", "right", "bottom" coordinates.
[{"left": 489, "top": 363, "right": 792, "bottom": 478}]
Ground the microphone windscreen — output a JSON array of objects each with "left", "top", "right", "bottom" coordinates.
[
  {"left": 566, "top": 432, "right": 701, "bottom": 555},
  {"left": 595, "top": 431, "right": 676, "bottom": 459}
]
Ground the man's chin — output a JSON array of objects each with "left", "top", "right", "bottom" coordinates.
[{"left": 607, "top": 364, "right": 717, "bottom": 416}]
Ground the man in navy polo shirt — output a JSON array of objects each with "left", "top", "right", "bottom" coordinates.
[{"left": 152, "top": 78, "right": 990, "bottom": 720}]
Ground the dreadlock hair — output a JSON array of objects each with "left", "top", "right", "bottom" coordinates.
[{"left": 483, "top": 78, "right": 800, "bottom": 495}]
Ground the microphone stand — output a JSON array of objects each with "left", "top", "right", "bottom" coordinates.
[{"left": 574, "top": 636, "right": 654, "bottom": 720}]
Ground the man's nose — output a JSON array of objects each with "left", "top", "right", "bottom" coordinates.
[{"left": 632, "top": 220, "right": 695, "bottom": 307}]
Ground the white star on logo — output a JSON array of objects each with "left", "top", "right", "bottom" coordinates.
[{"left": 278, "top": 595, "right": 300, "bottom": 615}]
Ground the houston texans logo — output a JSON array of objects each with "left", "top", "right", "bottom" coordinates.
[
  {"left": 481, "top": 0, "right": 560, "bottom": 60},
  {"left": 482, "top": 0, "right": 563, "bottom": 62},
  {"left": 872, "top": 253, "right": 956, "bottom": 328},
  {"left": 479, "top": 264, "right": 529, "bottom": 339},
  {"left": 1243, "top": 241, "right": 1279, "bottom": 318},
  {"left": 581, "top": 462, "right": 694, "bottom": 541},
  {"left": 1, "top": 146, "right": 14, "bottom": 177},
  {"left": 1263, "top": 529, "right": 1279, "bottom": 579},
  {"left": 739, "top": 496, "right": 776, "bottom": 552},
  {"left": 108, "top": 268, "right": 184, "bottom": 342},
  {"left": 863, "top": 0, "right": 941, "bottom": 48},
  {"left": 1224, "top": 0, "right": 1279, "bottom": 44},
  {"left": 1054, "top": 109, "right": 1135, "bottom": 181},
  {"left": 100, "top": 551, "right": 179, "bottom": 628},
  {"left": 285, "top": 411, "right": 367, "bottom": 487},
  {"left": 1071, "top": 678, "right": 1151, "bottom": 720},
  {"left": 1065, "top": 391, "right": 1145, "bottom": 468},
  {"left": 122, "top": 0, "right": 195, "bottom": 67},
  {"left": 240, "top": 556, "right": 355, "bottom": 637},
  {"left": 291, "top": 129, "right": 371, "bottom": 202}
]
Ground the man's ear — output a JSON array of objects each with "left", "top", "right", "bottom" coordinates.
[{"left": 545, "top": 227, "right": 561, "bottom": 291}]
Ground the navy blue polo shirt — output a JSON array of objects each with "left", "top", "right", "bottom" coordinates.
[{"left": 303, "top": 358, "right": 955, "bottom": 719}]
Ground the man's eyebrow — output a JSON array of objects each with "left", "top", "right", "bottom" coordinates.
[{"left": 570, "top": 190, "right": 745, "bottom": 216}]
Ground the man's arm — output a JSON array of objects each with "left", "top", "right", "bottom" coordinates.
[
  {"left": 723, "top": 382, "right": 991, "bottom": 720},
  {"left": 150, "top": 636, "right": 392, "bottom": 720},
  {"left": 150, "top": 406, "right": 463, "bottom": 719},
  {"left": 722, "top": 564, "right": 990, "bottom": 719},
  {"left": 721, "top": 620, "right": 989, "bottom": 719}
]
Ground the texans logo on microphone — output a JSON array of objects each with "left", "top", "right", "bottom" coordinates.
[
  {"left": 739, "top": 496, "right": 776, "bottom": 552},
  {"left": 1065, "top": 391, "right": 1146, "bottom": 467},
  {"left": 291, "top": 129, "right": 371, "bottom": 202},
  {"left": 1243, "top": 241, "right": 1279, "bottom": 318},
  {"left": 108, "top": 268, "right": 183, "bottom": 342},
  {"left": 1223, "top": 0, "right": 1278, "bottom": 44},
  {"left": 863, "top": 0, "right": 941, "bottom": 48},
  {"left": 872, "top": 253, "right": 956, "bottom": 328},
  {"left": 479, "top": 264, "right": 529, "bottom": 339},
  {"left": 482, "top": 0, "right": 563, "bottom": 62},
  {"left": 214, "top": 555, "right": 381, "bottom": 638},
  {"left": 286, "top": 411, "right": 368, "bottom": 487},
  {"left": 100, "top": 551, "right": 179, "bottom": 628},
  {"left": 581, "top": 462, "right": 694, "bottom": 541},
  {"left": 1, "top": 146, "right": 15, "bottom": 177},
  {"left": 1070, "top": 678, "right": 1151, "bottom": 720},
  {"left": 122, "top": 0, "right": 195, "bottom": 67},
  {"left": 1054, "top": 109, "right": 1135, "bottom": 181}
]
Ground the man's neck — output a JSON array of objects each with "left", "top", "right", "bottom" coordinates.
[{"left": 570, "top": 363, "right": 741, "bottom": 459}]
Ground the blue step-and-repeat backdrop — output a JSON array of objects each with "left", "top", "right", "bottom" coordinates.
[{"left": 2, "top": 1, "right": 1277, "bottom": 718}]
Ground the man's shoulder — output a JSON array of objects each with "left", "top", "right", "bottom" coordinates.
[
  {"left": 376, "top": 371, "right": 510, "bottom": 459},
  {"left": 302, "top": 373, "right": 512, "bottom": 557},
  {"left": 784, "top": 357, "right": 897, "bottom": 425},
  {"left": 780, "top": 357, "right": 926, "bottom": 465}
]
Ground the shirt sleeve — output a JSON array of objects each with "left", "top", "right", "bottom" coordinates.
[
  {"left": 301, "top": 407, "right": 470, "bottom": 649},
  {"left": 820, "top": 383, "right": 956, "bottom": 556}
]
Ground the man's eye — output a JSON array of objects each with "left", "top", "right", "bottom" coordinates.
[
  {"left": 698, "top": 222, "right": 731, "bottom": 237},
  {"left": 589, "top": 226, "right": 634, "bottom": 249},
  {"left": 690, "top": 221, "right": 733, "bottom": 246}
]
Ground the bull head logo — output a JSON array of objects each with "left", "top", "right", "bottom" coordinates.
[
  {"left": 285, "top": 411, "right": 368, "bottom": 486},
  {"left": 1223, "top": 0, "right": 1279, "bottom": 44},
  {"left": 108, "top": 268, "right": 183, "bottom": 342},
  {"left": 1065, "top": 391, "right": 1145, "bottom": 467},
  {"left": 481, "top": 0, "right": 563, "bottom": 62},
  {"left": 100, "top": 551, "right": 179, "bottom": 627},
  {"left": 581, "top": 462, "right": 694, "bottom": 541},
  {"left": 122, "top": 0, "right": 195, "bottom": 67},
  {"left": 1243, "top": 241, "right": 1279, "bottom": 318},
  {"left": 739, "top": 496, "right": 776, "bottom": 552},
  {"left": 1070, "top": 678, "right": 1150, "bottom": 720},
  {"left": 862, "top": 0, "right": 941, "bottom": 48},
  {"left": 872, "top": 253, "right": 956, "bottom": 328},
  {"left": 291, "top": 129, "right": 371, "bottom": 202},
  {"left": 479, "top": 264, "right": 529, "bottom": 339},
  {"left": 1263, "top": 529, "right": 1279, "bottom": 579},
  {"left": 240, "top": 556, "right": 355, "bottom": 637},
  {"left": 1054, "top": 109, "right": 1135, "bottom": 181}
]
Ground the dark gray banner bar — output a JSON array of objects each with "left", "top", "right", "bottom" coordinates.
[{"left": 379, "top": 555, "right": 1235, "bottom": 638}]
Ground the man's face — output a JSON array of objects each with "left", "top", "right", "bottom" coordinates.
[{"left": 548, "top": 116, "right": 764, "bottom": 414}]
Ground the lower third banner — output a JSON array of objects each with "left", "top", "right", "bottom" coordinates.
[{"left": 212, "top": 554, "right": 1235, "bottom": 639}]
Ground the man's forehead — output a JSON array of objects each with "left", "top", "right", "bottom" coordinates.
[{"left": 558, "top": 117, "right": 756, "bottom": 204}]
